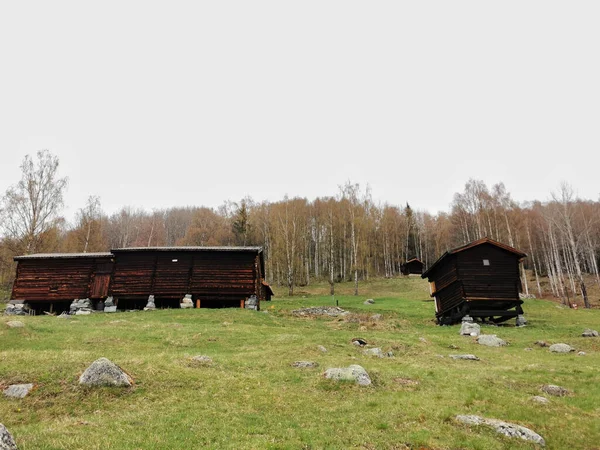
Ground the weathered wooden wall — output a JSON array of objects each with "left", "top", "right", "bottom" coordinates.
[{"left": 11, "top": 254, "right": 113, "bottom": 301}]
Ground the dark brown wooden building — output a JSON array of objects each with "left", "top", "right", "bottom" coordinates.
[
  {"left": 11, "top": 253, "right": 114, "bottom": 312},
  {"left": 400, "top": 258, "right": 424, "bottom": 276},
  {"left": 421, "top": 238, "right": 526, "bottom": 325},
  {"left": 11, "top": 246, "right": 273, "bottom": 312},
  {"left": 109, "top": 246, "right": 271, "bottom": 308}
]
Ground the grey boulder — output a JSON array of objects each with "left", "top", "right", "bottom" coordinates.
[
  {"left": 460, "top": 322, "right": 480, "bottom": 337},
  {"left": 291, "top": 361, "right": 318, "bottom": 368},
  {"left": 363, "top": 299, "right": 375, "bottom": 305},
  {"left": 541, "top": 384, "right": 570, "bottom": 397},
  {"left": 324, "top": 365, "right": 371, "bottom": 386},
  {"left": 449, "top": 354, "right": 480, "bottom": 361},
  {"left": 0, "top": 424, "right": 18, "bottom": 450},
  {"left": 79, "top": 357, "right": 133, "bottom": 387},
  {"left": 582, "top": 329, "right": 598, "bottom": 337},
  {"left": 477, "top": 335, "right": 507, "bottom": 347},
  {"left": 456, "top": 415, "right": 545, "bottom": 446},
  {"left": 5, "top": 321, "right": 24, "bottom": 328},
  {"left": 3, "top": 384, "right": 34, "bottom": 399},
  {"left": 549, "top": 343, "right": 574, "bottom": 353}
]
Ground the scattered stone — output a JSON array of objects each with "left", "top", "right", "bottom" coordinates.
[
  {"left": 448, "top": 344, "right": 459, "bottom": 350},
  {"left": 192, "top": 355, "right": 212, "bottom": 363},
  {"left": 4, "top": 300, "right": 31, "bottom": 316},
  {"left": 477, "top": 335, "right": 507, "bottom": 347},
  {"left": 460, "top": 321, "right": 480, "bottom": 337},
  {"left": 104, "top": 306, "right": 117, "bottom": 313},
  {"left": 419, "top": 337, "right": 428, "bottom": 343},
  {"left": 524, "top": 348, "right": 533, "bottom": 351},
  {"left": 351, "top": 337, "right": 368, "bottom": 347},
  {"left": 5, "top": 321, "right": 24, "bottom": 328},
  {"left": 180, "top": 294, "right": 194, "bottom": 309},
  {"left": 144, "top": 295, "right": 156, "bottom": 311},
  {"left": 461, "top": 315, "right": 474, "bottom": 323},
  {"left": 79, "top": 357, "right": 133, "bottom": 387},
  {"left": 317, "top": 345, "right": 327, "bottom": 353},
  {"left": 394, "top": 377, "right": 419, "bottom": 386},
  {"left": 449, "top": 354, "right": 480, "bottom": 361},
  {"left": 516, "top": 315, "right": 527, "bottom": 327},
  {"left": 3, "top": 383, "right": 34, "bottom": 399},
  {"left": 292, "top": 306, "right": 348, "bottom": 317},
  {"left": 363, "top": 347, "right": 385, "bottom": 358},
  {"left": 57, "top": 312, "right": 71, "bottom": 319},
  {"left": 370, "top": 314, "right": 383, "bottom": 321},
  {"left": 75, "top": 310, "right": 91, "bottom": 316},
  {"left": 549, "top": 343, "right": 574, "bottom": 353},
  {"left": 535, "top": 340, "right": 549, "bottom": 347},
  {"left": 578, "top": 351, "right": 586, "bottom": 356},
  {"left": 291, "top": 361, "right": 318, "bottom": 368},
  {"left": 363, "top": 299, "right": 375, "bottom": 305},
  {"left": 531, "top": 396, "right": 549, "bottom": 404},
  {"left": 455, "top": 415, "right": 545, "bottom": 446},
  {"left": 0, "top": 423, "right": 18, "bottom": 450},
  {"left": 104, "top": 297, "right": 115, "bottom": 307},
  {"left": 70, "top": 298, "right": 93, "bottom": 314},
  {"left": 324, "top": 364, "right": 371, "bottom": 386},
  {"left": 541, "top": 384, "right": 570, "bottom": 397},
  {"left": 582, "top": 329, "right": 599, "bottom": 337},
  {"left": 244, "top": 295, "right": 259, "bottom": 311}
]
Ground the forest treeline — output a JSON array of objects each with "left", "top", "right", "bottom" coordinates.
[{"left": 1, "top": 151, "right": 599, "bottom": 306}]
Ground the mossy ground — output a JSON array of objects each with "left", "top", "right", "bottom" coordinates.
[{"left": 1, "top": 277, "right": 599, "bottom": 449}]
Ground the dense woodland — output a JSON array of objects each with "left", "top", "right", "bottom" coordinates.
[{"left": 1, "top": 151, "right": 599, "bottom": 307}]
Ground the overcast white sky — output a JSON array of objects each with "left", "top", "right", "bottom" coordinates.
[{"left": 1, "top": 1, "right": 599, "bottom": 223}]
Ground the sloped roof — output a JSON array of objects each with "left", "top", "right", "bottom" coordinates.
[
  {"left": 422, "top": 237, "right": 526, "bottom": 278},
  {"left": 111, "top": 246, "right": 263, "bottom": 253},
  {"left": 14, "top": 252, "right": 113, "bottom": 261}
]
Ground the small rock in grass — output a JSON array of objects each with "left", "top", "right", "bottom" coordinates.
[
  {"left": 448, "top": 344, "right": 459, "bottom": 350},
  {"left": 535, "top": 340, "right": 549, "bottom": 347},
  {"left": 79, "top": 357, "right": 133, "bottom": 387},
  {"left": 3, "top": 383, "right": 34, "bottom": 399},
  {"left": 541, "top": 384, "right": 570, "bottom": 397},
  {"left": 455, "top": 415, "right": 545, "bottom": 446},
  {"left": 549, "top": 343, "right": 574, "bottom": 353},
  {"left": 449, "top": 354, "right": 480, "bottom": 361},
  {"left": 477, "top": 335, "right": 507, "bottom": 347},
  {"left": 578, "top": 351, "right": 586, "bottom": 356},
  {"left": 419, "top": 337, "right": 427, "bottom": 343},
  {"left": 5, "top": 321, "right": 24, "bottom": 328},
  {"left": 291, "top": 361, "right": 318, "bottom": 368},
  {"left": 460, "top": 322, "right": 480, "bottom": 337},
  {"left": 582, "top": 329, "right": 599, "bottom": 337},
  {"left": 192, "top": 355, "right": 212, "bottom": 363},
  {"left": 363, "top": 347, "right": 385, "bottom": 358},
  {"left": 0, "top": 423, "right": 18, "bottom": 450},
  {"left": 351, "top": 337, "right": 368, "bottom": 347},
  {"left": 324, "top": 365, "right": 371, "bottom": 386},
  {"left": 363, "top": 299, "right": 375, "bottom": 305},
  {"left": 317, "top": 345, "right": 327, "bottom": 353},
  {"left": 370, "top": 314, "right": 383, "bottom": 321},
  {"left": 524, "top": 348, "right": 533, "bottom": 351},
  {"left": 531, "top": 396, "right": 549, "bottom": 404}
]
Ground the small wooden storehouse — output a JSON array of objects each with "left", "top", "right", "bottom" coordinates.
[
  {"left": 400, "top": 258, "right": 424, "bottom": 276},
  {"left": 11, "top": 253, "right": 114, "bottom": 313},
  {"left": 421, "top": 238, "right": 526, "bottom": 325},
  {"left": 11, "top": 246, "right": 273, "bottom": 313},
  {"left": 109, "top": 246, "right": 271, "bottom": 309}
]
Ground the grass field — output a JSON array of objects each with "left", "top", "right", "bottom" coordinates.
[{"left": 1, "top": 277, "right": 600, "bottom": 449}]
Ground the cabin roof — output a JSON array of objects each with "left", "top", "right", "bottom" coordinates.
[
  {"left": 14, "top": 252, "right": 113, "bottom": 261},
  {"left": 110, "top": 246, "right": 263, "bottom": 253},
  {"left": 422, "top": 237, "right": 526, "bottom": 278},
  {"left": 405, "top": 258, "right": 423, "bottom": 265}
]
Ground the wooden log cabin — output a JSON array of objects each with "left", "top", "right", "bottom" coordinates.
[
  {"left": 11, "top": 253, "right": 114, "bottom": 313},
  {"left": 421, "top": 238, "right": 527, "bottom": 325},
  {"left": 400, "top": 258, "right": 424, "bottom": 276},
  {"left": 11, "top": 247, "right": 273, "bottom": 313},
  {"left": 109, "top": 247, "right": 272, "bottom": 309}
]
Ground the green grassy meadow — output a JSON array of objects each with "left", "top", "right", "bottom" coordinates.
[{"left": 1, "top": 277, "right": 600, "bottom": 449}]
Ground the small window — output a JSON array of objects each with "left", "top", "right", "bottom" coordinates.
[
  {"left": 172, "top": 259, "right": 178, "bottom": 263},
  {"left": 483, "top": 259, "right": 490, "bottom": 266}
]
